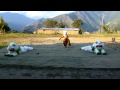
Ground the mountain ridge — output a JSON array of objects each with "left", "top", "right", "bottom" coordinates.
[
  {"left": 0, "top": 12, "right": 35, "bottom": 31},
  {"left": 1, "top": 11, "right": 120, "bottom": 32},
  {"left": 23, "top": 11, "right": 120, "bottom": 32}
]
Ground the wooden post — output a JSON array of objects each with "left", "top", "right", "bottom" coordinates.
[{"left": 112, "top": 38, "right": 116, "bottom": 43}]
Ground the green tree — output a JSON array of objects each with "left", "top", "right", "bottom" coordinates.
[
  {"left": 72, "top": 19, "right": 83, "bottom": 28},
  {"left": 43, "top": 19, "right": 58, "bottom": 28},
  {"left": 57, "top": 22, "right": 66, "bottom": 28},
  {"left": 103, "top": 24, "right": 112, "bottom": 33},
  {"left": 72, "top": 19, "right": 83, "bottom": 34},
  {"left": 0, "top": 17, "right": 10, "bottom": 33}
]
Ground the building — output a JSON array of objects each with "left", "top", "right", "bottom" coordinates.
[
  {"left": 34, "top": 28, "right": 79, "bottom": 35},
  {"left": 83, "top": 31, "right": 90, "bottom": 34}
]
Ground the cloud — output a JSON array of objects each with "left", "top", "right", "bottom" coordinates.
[{"left": 0, "top": 11, "right": 74, "bottom": 19}]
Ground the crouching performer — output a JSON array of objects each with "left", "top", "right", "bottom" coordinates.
[
  {"left": 81, "top": 40, "right": 107, "bottom": 55},
  {"left": 5, "top": 42, "right": 34, "bottom": 57},
  {"left": 59, "top": 30, "right": 71, "bottom": 48}
]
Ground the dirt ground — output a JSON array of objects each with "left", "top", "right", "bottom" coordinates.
[
  {"left": 0, "top": 37, "right": 120, "bottom": 79},
  {"left": 1, "top": 68, "right": 120, "bottom": 79}
]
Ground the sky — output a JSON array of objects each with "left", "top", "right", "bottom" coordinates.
[{"left": 0, "top": 11, "right": 75, "bottom": 20}]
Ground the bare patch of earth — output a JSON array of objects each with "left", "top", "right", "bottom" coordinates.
[
  {"left": 0, "top": 68, "right": 120, "bottom": 79},
  {"left": 0, "top": 38, "right": 120, "bottom": 79}
]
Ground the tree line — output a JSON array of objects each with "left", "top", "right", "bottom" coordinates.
[
  {"left": 0, "top": 17, "right": 84, "bottom": 34},
  {"left": 43, "top": 19, "right": 83, "bottom": 34},
  {"left": 1, "top": 16, "right": 120, "bottom": 34},
  {"left": 0, "top": 17, "right": 10, "bottom": 34}
]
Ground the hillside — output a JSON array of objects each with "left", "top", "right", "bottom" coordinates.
[
  {"left": 23, "top": 18, "right": 46, "bottom": 31},
  {"left": 23, "top": 11, "right": 120, "bottom": 32},
  {"left": 0, "top": 12, "right": 35, "bottom": 31}
]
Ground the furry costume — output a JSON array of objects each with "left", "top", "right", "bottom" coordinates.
[
  {"left": 5, "top": 42, "right": 34, "bottom": 57},
  {"left": 59, "top": 31, "right": 71, "bottom": 48},
  {"left": 81, "top": 45, "right": 93, "bottom": 52},
  {"left": 81, "top": 40, "right": 107, "bottom": 55}
]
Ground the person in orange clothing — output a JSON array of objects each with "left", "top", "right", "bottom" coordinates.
[{"left": 59, "top": 30, "right": 71, "bottom": 48}]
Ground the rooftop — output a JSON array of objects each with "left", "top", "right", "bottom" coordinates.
[{"left": 40, "top": 28, "right": 79, "bottom": 30}]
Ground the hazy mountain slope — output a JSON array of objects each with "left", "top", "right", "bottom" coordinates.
[
  {"left": 23, "top": 18, "right": 46, "bottom": 31},
  {"left": 53, "top": 14, "right": 73, "bottom": 27},
  {"left": 23, "top": 11, "right": 120, "bottom": 32},
  {"left": 0, "top": 12, "right": 35, "bottom": 31},
  {"left": 103, "top": 11, "right": 120, "bottom": 29}
]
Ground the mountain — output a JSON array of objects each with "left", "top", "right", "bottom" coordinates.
[
  {"left": 103, "top": 11, "right": 120, "bottom": 29},
  {"left": 23, "top": 11, "right": 120, "bottom": 32},
  {"left": 23, "top": 18, "right": 46, "bottom": 31},
  {"left": 0, "top": 12, "right": 35, "bottom": 32},
  {"left": 52, "top": 11, "right": 102, "bottom": 32}
]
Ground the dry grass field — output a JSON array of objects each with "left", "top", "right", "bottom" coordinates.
[{"left": 1, "top": 34, "right": 120, "bottom": 51}]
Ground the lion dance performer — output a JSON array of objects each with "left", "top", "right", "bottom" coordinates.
[
  {"left": 59, "top": 30, "right": 71, "bottom": 48},
  {"left": 5, "top": 42, "right": 34, "bottom": 57},
  {"left": 92, "top": 40, "right": 107, "bottom": 55},
  {"left": 81, "top": 40, "right": 107, "bottom": 55}
]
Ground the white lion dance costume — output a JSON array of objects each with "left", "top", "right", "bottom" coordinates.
[
  {"left": 81, "top": 40, "right": 107, "bottom": 55},
  {"left": 5, "top": 42, "right": 34, "bottom": 57}
]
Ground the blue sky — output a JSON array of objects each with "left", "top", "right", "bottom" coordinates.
[{"left": 0, "top": 11, "right": 75, "bottom": 20}]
